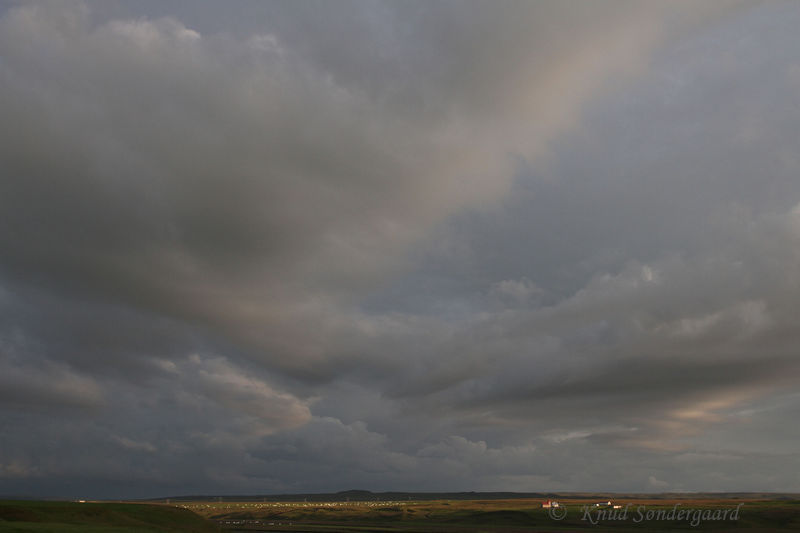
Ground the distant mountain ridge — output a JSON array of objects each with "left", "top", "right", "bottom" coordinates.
[{"left": 146, "top": 490, "right": 800, "bottom": 503}]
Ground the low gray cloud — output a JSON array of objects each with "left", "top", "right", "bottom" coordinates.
[{"left": 1, "top": 0, "right": 799, "bottom": 498}]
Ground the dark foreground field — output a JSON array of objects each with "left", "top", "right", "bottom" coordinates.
[
  {"left": 184, "top": 496, "right": 800, "bottom": 532},
  {"left": 3, "top": 497, "right": 799, "bottom": 533},
  {"left": 0, "top": 500, "right": 220, "bottom": 533}
]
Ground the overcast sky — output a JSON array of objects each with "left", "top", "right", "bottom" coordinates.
[{"left": 2, "top": 0, "right": 800, "bottom": 499}]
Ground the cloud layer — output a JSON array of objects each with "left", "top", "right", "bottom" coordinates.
[{"left": 1, "top": 1, "right": 799, "bottom": 498}]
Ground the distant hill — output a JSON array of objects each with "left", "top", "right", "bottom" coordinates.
[
  {"left": 152, "top": 490, "right": 554, "bottom": 502},
  {"left": 150, "top": 489, "right": 800, "bottom": 503}
]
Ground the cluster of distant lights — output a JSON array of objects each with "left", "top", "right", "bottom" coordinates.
[{"left": 181, "top": 500, "right": 419, "bottom": 509}]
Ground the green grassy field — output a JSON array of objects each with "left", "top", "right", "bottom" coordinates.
[
  {"left": 0, "top": 500, "right": 220, "bottom": 533},
  {"left": 183, "top": 497, "right": 800, "bottom": 532}
]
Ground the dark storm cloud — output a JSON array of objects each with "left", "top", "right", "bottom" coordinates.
[
  {"left": 0, "top": 0, "right": 697, "bottom": 381},
  {"left": 1, "top": 0, "right": 798, "bottom": 498}
]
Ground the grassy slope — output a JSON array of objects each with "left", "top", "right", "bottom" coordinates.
[{"left": 0, "top": 501, "right": 220, "bottom": 533}]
